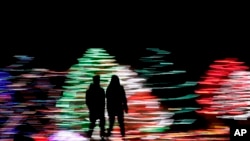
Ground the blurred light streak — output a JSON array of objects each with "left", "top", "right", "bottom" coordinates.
[
  {"left": 57, "top": 48, "right": 170, "bottom": 138},
  {"left": 49, "top": 130, "right": 88, "bottom": 141},
  {"left": 196, "top": 58, "right": 248, "bottom": 119},
  {"left": 136, "top": 48, "right": 199, "bottom": 129}
]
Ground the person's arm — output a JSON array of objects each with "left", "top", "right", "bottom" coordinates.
[{"left": 121, "top": 86, "right": 128, "bottom": 113}]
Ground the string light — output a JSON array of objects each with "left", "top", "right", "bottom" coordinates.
[
  {"left": 57, "top": 48, "right": 175, "bottom": 140},
  {"left": 214, "top": 71, "right": 250, "bottom": 120},
  {"left": 136, "top": 48, "right": 198, "bottom": 128},
  {"left": 56, "top": 48, "right": 119, "bottom": 132},
  {"left": 196, "top": 58, "right": 249, "bottom": 116}
]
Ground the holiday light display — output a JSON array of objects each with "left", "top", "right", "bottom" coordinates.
[
  {"left": 56, "top": 48, "right": 119, "bottom": 132},
  {"left": 49, "top": 131, "right": 88, "bottom": 141},
  {"left": 212, "top": 70, "right": 250, "bottom": 120},
  {"left": 0, "top": 55, "right": 33, "bottom": 139},
  {"left": 114, "top": 66, "right": 173, "bottom": 134},
  {"left": 136, "top": 48, "right": 196, "bottom": 89},
  {"left": 33, "top": 136, "right": 49, "bottom": 141},
  {"left": 126, "top": 91, "right": 173, "bottom": 132},
  {"left": 0, "top": 50, "right": 240, "bottom": 140},
  {"left": 0, "top": 70, "right": 31, "bottom": 140},
  {"left": 196, "top": 58, "right": 249, "bottom": 115},
  {"left": 1, "top": 56, "right": 58, "bottom": 139},
  {"left": 158, "top": 126, "right": 229, "bottom": 140},
  {"left": 136, "top": 48, "right": 198, "bottom": 128},
  {"left": 114, "top": 65, "right": 152, "bottom": 95},
  {"left": 57, "top": 48, "right": 174, "bottom": 139},
  {"left": 0, "top": 71, "right": 14, "bottom": 139},
  {"left": 0, "top": 71, "right": 12, "bottom": 100},
  {"left": 90, "top": 65, "right": 174, "bottom": 140}
]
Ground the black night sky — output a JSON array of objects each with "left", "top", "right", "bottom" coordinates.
[{"left": 1, "top": 19, "right": 248, "bottom": 81}]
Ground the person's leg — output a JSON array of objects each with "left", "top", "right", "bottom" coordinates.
[
  {"left": 118, "top": 113, "right": 125, "bottom": 137},
  {"left": 107, "top": 115, "right": 115, "bottom": 136},
  {"left": 99, "top": 115, "right": 106, "bottom": 137},
  {"left": 88, "top": 113, "right": 97, "bottom": 138}
]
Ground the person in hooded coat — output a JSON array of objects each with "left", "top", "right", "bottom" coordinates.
[{"left": 106, "top": 75, "right": 128, "bottom": 137}]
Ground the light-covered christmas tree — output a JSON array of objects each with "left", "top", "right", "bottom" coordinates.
[
  {"left": 1, "top": 56, "right": 58, "bottom": 139},
  {"left": 90, "top": 65, "right": 173, "bottom": 140},
  {"left": 114, "top": 65, "right": 173, "bottom": 136},
  {"left": 0, "top": 56, "right": 35, "bottom": 139},
  {"left": 136, "top": 48, "right": 198, "bottom": 130},
  {"left": 195, "top": 58, "right": 248, "bottom": 127},
  {"left": 211, "top": 70, "right": 250, "bottom": 120},
  {"left": 56, "top": 48, "right": 119, "bottom": 132},
  {"left": 196, "top": 58, "right": 248, "bottom": 114},
  {"left": 57, "top": 48, "right": 173, "bottom": 140}
]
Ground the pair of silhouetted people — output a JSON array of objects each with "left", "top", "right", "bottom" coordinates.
[{"left": 86, "top": 75, "right": 128, "bottom": 138}]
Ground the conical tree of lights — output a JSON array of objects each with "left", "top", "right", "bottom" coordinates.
[
  {"left": 114, "top": 65, "right": 173, "bottom": 137},
  {"left": 136, "top": 48, "right": 198, "bottom": 130},
  {"left": 195, "top": 58, "right": 248, "bottom": 127},
  {"left": 90, "top": 65, "right": 174, "bottom": 140},
  {"left": 212, "top": 70, "right": 250, "bottom": 120},
  {"left": 56, "top": 48, "right": 119, "bottom": 132},
  {"left": 57, "top": 48, "right": 174, "bottom": 139}
]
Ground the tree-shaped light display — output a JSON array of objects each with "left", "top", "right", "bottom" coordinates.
[
  {"left": 56, "top": 48, "right": 119, "bottom": 132},
  {"left": 57, "top": 48, "right": 173, "bottom": 140},
  {"left": 196, "top": 58, "right": 248, "bottom": 115},
  {"left": 0, "top": 57, "right": 35, "bottom": 139},
  {"left": 195, "top": 58, "right": 249, "bottom": 128},
  {"left": 114, "top": 65, "right": 173, "bottom": 135},
  {"left": 1, "top": 57, "right": 37, "bottom": 139},
  {"left": 212, "top": 70, "right": 250, "bottom": 120},
  {"left": 89, "top": 65, "right": 173, "bottom": 140},
  {"left": 135, "top": 48, "right": 198, "bottom": 129},
  {"left": 1, "top": 56, "right": 57, "bottom": 139}
]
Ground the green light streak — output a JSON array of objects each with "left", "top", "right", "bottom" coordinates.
[
  {"left": 139, "top": 127, "right": 170, "bottom": 133},
  {"left": 174, "top": 119, "right": 196, "bottom": 125},
  {"left": 136, "top": 48, "right": 199, "bottom": 129},
  {"left": 160, "top": 94, "right": 199, "bottom": 101}
]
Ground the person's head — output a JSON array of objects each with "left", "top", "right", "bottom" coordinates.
[
  {"left": 110, "top": 75, "right": 120, "bottom": 86},
  {"left": 93, "top": 75, "right": 100, "bottom": 85}
]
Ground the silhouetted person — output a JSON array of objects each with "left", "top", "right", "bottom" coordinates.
[
  {"left": 86, "top": 75, "right": 105, "bottom": 138},
  {"left": 106, "top": 75, "right": 128, "bottom": 137}
]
